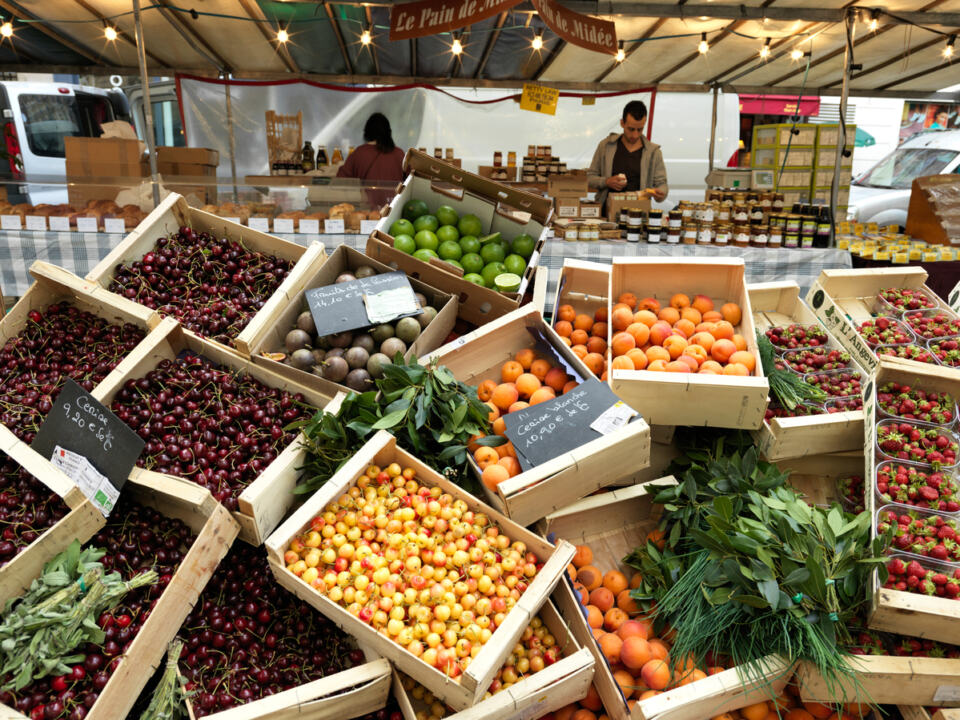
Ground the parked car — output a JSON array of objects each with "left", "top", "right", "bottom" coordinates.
[
  {"left": 0, "top": 81, "right": 132, "bottom": 205},
  {"left": 848, "top": 129, "right": 960, "bottom": 227}
]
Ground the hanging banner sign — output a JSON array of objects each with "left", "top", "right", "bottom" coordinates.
[
  {"left": 520, "top": 83, "right": 559, "bottom": 115},
  {"left": 389, "top": 0, "right": 518, "bottom": 41},
  {"left": 531, "top": 0, "right": 618, "bottom": 55}
]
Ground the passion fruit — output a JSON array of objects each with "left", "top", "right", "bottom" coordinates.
[
  {"left": 345, "top": 368, "right": 372, "bottom": 391},
  {"left": 328, "top": 331, "right": 353, "bottom": 348},
  {"left": 290, "top": 348, "right": 315, "bottom": 371},
  {"left": 352, "top": 333, "right": 375, "bottom": 353},
  {"left": 296, "top": 311, "right": 315, "bottom": 334},
  {"left": 380, "top": 337, "right": 407, "bottom": 359},
  {"left": 322, "top": 356, "right": 349, "bottom": 382},
  {"left": 285, "top": 329, "right": 312, "bottom": 353},
  {"left": 367, "top": 352, "right": 390, "bottom": 379},
  {"left": 354, "top": 265, "right": 377, "bottom": 279},
  {"left": 335, "top": 272, "right": 356, "bottom": 284},
  {"left": 395, "top": 317, "right": 422, "bottom": 344},
  {"left": 344, "top": 346, "right": 370, "bottom": 370},
  {"left": 417, "top": 306, "right": 437, "bottom": 329}
]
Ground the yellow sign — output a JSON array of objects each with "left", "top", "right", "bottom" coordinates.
[{"left": 520, "top": 83, "right": 559, "bottom": 116}]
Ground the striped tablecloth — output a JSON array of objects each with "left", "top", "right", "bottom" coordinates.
[{"left": 0, "top": 230, "right": 852, "bottom": 311}]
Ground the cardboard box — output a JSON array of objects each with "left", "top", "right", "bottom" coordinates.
[
  {"left": 65, "top": 136, "right": 146, "bottom": 206},
  {"left": 579, "top": 201, "right": 602, "bottom": 218},
  {"left": 748, "top": 281, "right": 865, "bottom": 461},
  {"left": 423, "top": 305, "right": 650, "bottom": 526},
  {"left": 606, "top": 192, "right": 651, "bottom": 222},
  {"left": 265, "top": 430, "right": 576, "bottom": 711},
  {"left": 369, "top": 150, "right": 552, "bottom": 327},
  {"left": 548, "top": 173, "right": 588, "bottom": 199},
  {"left": 157, "top": 146, "right": 219, "bottom": 203},
  {"left": 556, "top": 197, "right": 580, "bottom": 218},
  {"left": 608, "top": 258, "right": 769, "bottom": 429}
]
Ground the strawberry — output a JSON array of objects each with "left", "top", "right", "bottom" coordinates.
[
  {"left": 764, "top": 402, "right": 822, "bottom": 421},
  {"left": 858, "top": 317, "right": 913, "bottom": 347},
  {"left": 879, "top": 287, "right": 937, "bottom": 312},
  {"left": 878, "top": 383, "right": 956, "bottom": 425},
  {"left": 903, "top": 310, "right": 960, "bottom": 340},
  {"left": 780, "top": 347, "right": 852, "bottom": 374},
  {"left": 765, "top": 324, "right": 828, "bottom": 350},
  {"left": 837, "top": 474, "right": 864, "bottom": 513},
  {"left": 805, "top": 370, "right": 862, "bottom": 398},
  {"left": 929, "top": 338, "right": 960, "bottom": 367},
  {"left": 876, "top": 421, "right": 959, "bottom": 467},
  {"left": 875, "top": 344, "right": 938, "bottom": 364},
  {"left": 878, "top": 508, "right": 960, "bottom": 563}
]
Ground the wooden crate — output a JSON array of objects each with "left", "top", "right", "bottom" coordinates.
[
  {"left": 90, "top": 317, "right": 334, "bottom": 545},
  {"left": 775, "top": 451, "right": 863, "bottom": 508},
  {"left": 184, "top": 645, "right": 393, "bottom": 720},
  {"left": 551, "top": 259, "right": 610, "bottom": 325},
  {"left": 0, "top": 471, "right": 238, "bottom": 720},
  {"left": 264, "top": 430, "right": 576, "bottom": 711},
  {"left": 246, "top": 244, "right": 458, "bottom": 398},
  {"left": 796, "top": 655, "right": 960, "bottom": 707},
  {"left": 84, "top": 192, "right": 323, "bottom": 356},
  {"left": 748, "top": 281, "right": 865, "bottom": 460},
  {"left": 539, "top": 480, "right": 793, "bottom": 720},
  {"left": 423, "top": 305, "right": 650, "bottom": 527},
  {"left": 805, "top": 267, "right": 955, "bottom": 375},
  {"left": 390, "top": 588, "right": 595, "bottom": 720},
  {"left": 367, "top": 149, "right": 553, "bottom": 327},
  {"left": 608, "top": 258, "right": 769, "bottom": 429},
  {"left": 864, "top": 358, "right": 960, "bottom": 643},
  {"left": 0, "top": 427, "right": 105, "bottom": 600}
]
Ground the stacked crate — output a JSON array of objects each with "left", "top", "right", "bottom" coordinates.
[
  {"left": 811, "top": 123, "right": 855, "bottom": 214},
  {"left": 751, "top": 123, "right": 816, "bottom": 207}
]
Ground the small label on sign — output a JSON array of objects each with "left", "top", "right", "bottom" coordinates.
[
  {"left": 590, "top": 401, "right": 638, "bottom": 435},
  {"left": 221, "top": 216, "right": 241, "bottom": 224},
  {"left": 103, "top": 218, "right": 126, "bottom": 234},
  {"left": 0, "top": 214, "right": 22, "bottom": 230},
  {"left": 24, "top": 215, "right": 47, "bottom": 231},
  {"left": 934, "top": 685, "right": 960, "bottom": 703},
  {"left": 51, "top": 445, "right": 119, "bottom": 516},
  {"left": 364, "top": 285, "right": 421, "bottom": 325},
  {"left": 325, "top": 218, "right": 345, "bottom": 234},
  {"left": 360, "top": 219, "right": 379, "bottom": 235},
  {"left": 299, "top": 218, "right": 320, "bottom": 234},
  {"left": 49, "top": 216, "right": 70, "bottom": 232},
  {"left": 248, "top": 217, "right": 270, "bottom": 232},
  {"left": 76, "top": 217, "right": 98, "bottom": 232},
  {"left": 273, "top": 218, "right": 294, "bottom": 234}
]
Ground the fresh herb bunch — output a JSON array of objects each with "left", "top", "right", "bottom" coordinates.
[
  {"left": 0, "top": 540, "right": 157, "bottom": 691},
  {"left": 625, "top": 430, "right": 890, "bottom": 698},
  {"left": 138, "top": 641, "right": 191, "bottom": 720},
  {"left": 293, "top": 355, "right": 498, "bottom": 495},
  {"left": 757, "top": 331, "right": 827, "bottom": 410}
]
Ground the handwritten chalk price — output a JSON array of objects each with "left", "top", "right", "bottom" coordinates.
[{"left": 62, "top": 398, "right": 115, "bottom": 452}]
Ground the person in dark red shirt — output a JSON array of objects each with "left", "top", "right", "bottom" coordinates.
[{"left": 337, "top": 113, "right": 405, "bottom": 208}]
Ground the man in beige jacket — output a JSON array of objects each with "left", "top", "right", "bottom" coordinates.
[{"left": 587, "top": 100, "right": 668, "bottom": 210}]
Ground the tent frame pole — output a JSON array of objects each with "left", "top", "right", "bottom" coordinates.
[
  {"left": 133, "top": 0, "right": 160, "bottom": 208},
  {"left": 223, "top": 75, "right": 239, "bottom": 202},
  {"left": 708, "top": 85, "right": 719, "bottom": 172},
  {"left": 830, "top": 9, "right": 853, "bottom": 246}
]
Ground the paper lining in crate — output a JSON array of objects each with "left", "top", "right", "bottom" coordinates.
[
  {"left": 264, "top": 430, "right": 576, "bottom": 711},
  {"left": 367, "top": 149, "right": 553, "bottom": 327},
  {"left": 806, "top": 267, "right": 957, "bottom": 376},
  {"left": 183, "top": 643, "right": 392, "bottom": 720},
  {"left": 862, "top": 358, "right": 960, "bottom": 645},
  {"left": 538, "top": 480, "right": 793, "bottom": 720},
  {"left": 83, "top": 192, "right": 326, "bottom": 357},
  {"left": 0, "top": 424, "right": 105, "bottom": 599},
  {"left": 89, "top": 317, "right": 334, "bottom": 545},
  {"left": 389, "top": 585, "right": 595, "bottom": 720},
  {"left": 748, "top": 282, "right": 865, "bottom": 461},
  {"left": 608, "top": 258, "right": 769, "bottom": 429},
  {"left": 0, "top": 470, "right": 238, "bottom": 720},
  {"left": 246, "top": 244, "right": 458, "bottom": 400},
  {"left": 423, "top": 305, "right": 650, "bottom": 527}
]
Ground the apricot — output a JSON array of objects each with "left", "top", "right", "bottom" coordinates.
[
  {"left": 634, "top": 309, "right": 658, "bottom": 327},
  {"left": 598, "top": 632, "right": 623, "bottom": 664},
  {"left": 641, "top": 659, "right": 671, "bottom": 690},
  {"left": 617, "top": 619, "right": 650, "bottom": 640},
  {"left": 604, "top": 607, "right": 628, "bottom": 631},
  {"left": 585, "top": 605, "right": 603, "bottom": 628},
  {"left": 589, "top": 586, "right": 615, "bottom": 613},
  {"left": 577, "top": 565, "right": 603, "bottom": 591},
  {"left": 621, "top": 636, "right": 653, "bottom": 671},
  {"left": 580, "top": 684, "right": 603, "bottom": 711}
]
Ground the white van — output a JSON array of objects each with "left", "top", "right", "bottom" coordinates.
[
  {"left": 848, "top": 130, "right": 960, "bottom": 227},
  {"left": 0, "top": 81, "right": 132, "bottom": 205}
]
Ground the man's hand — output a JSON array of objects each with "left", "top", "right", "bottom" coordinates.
[
  {"left": 645, "top": 187, "right": 667, "bottom": 202},
  {"left": 606, "top": 173, "right": 627, "bottom": 191}
]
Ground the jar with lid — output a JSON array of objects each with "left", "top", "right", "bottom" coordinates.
[
  {"left": 493, "top": 151, "right": 503, "bottom": 167},
  {"left": 433, "top": 147, "right": 443, "bottom": 159},
  {"left": 785, "top": 214, "right": 801, "bottom": 234},
  {"left": 801, "top": 215, "right": 817, "bottom": 237},
  {"left": 750, "top": 205, "right": 764, "bottom": 222},
  {"left": 682, "top": 224, "right": 697, "bottom": 245},
  {"left": 706, "top": 190, "right": 721, "bottom": 202},
  {"left": 666, "top": 227, "right": 681, "bottom": 244},
  {"left": 580, "top": 223, "right": 599, "bottom": 241},
  {"left": 680, "top": 203, "right": 695, "bottom": 220},
  {"left": 733, "top": 223, "right": 751, "bottom": 248},
  {"left": 563, "top": 225, "right": 579, "bottom": 242},
  {"left": 784, "top": 232, "right": 800, "bottom": 249},
  {"left": 697, "top": 223, "right": 713, "bottom": 245},
  {"left": 702, "top": 203, "right": 715, "bottom": 222},
  {"left": 507, "top": 151, "right": 517, "bottom": 167},
  {"left": 751, "top": 224, "right": 769, "bottom": 248},
  {"left": 773, "top": 193, "right": 785, "bottom": 210},
  {"left": 668, "top": 209, "right": 683, "bottom": 228},
  {"left": 815, "top": 206, "right": 832, "bottom": 248},
  {"left": 528, "top": 145, "right": 536, "bottom": 157},
  {"left": 746, "top": 192, "right": 759, "bottom": 205},
  {"left": 717, "top": 205, "right": 731, "bottom": 222},
  {"left": 733, "top": 204, "right": 750, "bottom": 223},
  {"left": 759, "top": 191, "right": 774, "bottom": 209},
  {"left": 647, "top": 209, "right": 663, "bottom": 228},
  {"left": 721, "top": 192, "right": 735, "bottom": 205},
  {"left": 769, "top": 226, "right": 783, "bottom": 248},
  {"left": 618, "top": 207, "right": 630, "bottom": 226},
  {"left": 714, "top": 223, "right": 731, "bottom": 245},
  {"left": 646, "top": 224, "right": 662, "bottom": 244},
  {"left": 801, "top": 231, "right": 814, "bottom": 249}
]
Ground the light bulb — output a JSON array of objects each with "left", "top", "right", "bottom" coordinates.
[
  {"left": 451, "top": 37, "right": 462, "bottom": 55},
  {"left": 759, "top": 39, "right": 771, "bottom": 59},
  {"left": 360, "top": 29, "right": 371, "bottom": 46},
  {"left": 790, "top": 48, "right": 804, "bottom": 61},
  {"left": 277, "top": 28, "right": 289, "bottom": 43},
  {"left": 698, "top": 33, "right": 708, "bottom": 54},
  {"left": 945, "top": 36, "right": 956, "bottom": 59},
  {"left": 0, "top": 23, "right": 13, "bottom": 39},
  {"left": 532, "top": 35, "right": 543, "bottom": 50},
  {"left": 616, "top": 47, "right": 625, "bottom": 62},
  {"left": 104, "top": 26, "right": 118, "bottom": 41},
  {"left": 868, "top": 18, "right": 878, "bottom": 31}
]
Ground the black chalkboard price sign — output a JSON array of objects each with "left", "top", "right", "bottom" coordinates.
[
  {"left": 32, "top": 378, "right": 145, "bottom": 516},
  {"left": 502, "top": 377, "right": 638, "bottom": 472},
  {"left": 305, "top": 271, "right": 423, "bottom": 337}
]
